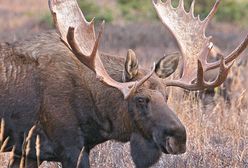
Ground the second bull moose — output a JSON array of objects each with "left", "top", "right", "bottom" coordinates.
[{"left": 0, "top": 0, "right": 247, "bottom": 167}]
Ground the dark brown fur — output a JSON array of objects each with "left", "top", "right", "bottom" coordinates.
[{"left": 0, "top": 31, "right": 186, "bottom": 168}]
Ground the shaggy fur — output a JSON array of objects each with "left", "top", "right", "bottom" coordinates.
[{"left": 0, "top": 31, "right": 186, "bottom": 168}]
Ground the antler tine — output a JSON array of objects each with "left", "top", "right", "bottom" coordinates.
[
  {"left": 136, "top": 63, "right": 156, "bottom": 88},
  {"left": 179, "top": 0, "right": 184, "bottom": 9},
  {"left": 163, "top": 0, "right": 171, "bottom": 5},
  {"left": 190, "top": 0, "right": 196, "bottom": 17},
  {"left": 154, "top": 0, "right": 248, "bottom": 91},
  {"left": 166, "top": 54, "right": 233, "bottom": 91},
  {"left": 196, "top": 60, "right": 204, "bottom": 86},
  {"left": 205, "top": 34, "right": 248, "bottom": 71},
  {"left": 202, "top": 56, "right": 233, "bottom": 88},
  {"left": 203, "top": 0, "right": 221, "bottom": 27},
  {"left": 49, "top": 0, "right": 155, "bottom": 99},
  {"left": 66, "top": 21, "right": 105, "bottom": 70}
]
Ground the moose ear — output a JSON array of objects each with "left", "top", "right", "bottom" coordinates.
[
  {"left": 155, "top": 53, "right": 180, "bottom": 78},
  {"left": 130, "top": 133, "right": 161, "bottom": 168},
  {"left": 123, "top": 49, "right": 139, "bottom": 82}
]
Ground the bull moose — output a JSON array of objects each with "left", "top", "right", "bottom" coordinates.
[{"left": 0, "top": 0, "right": 247, "bottom": 167}]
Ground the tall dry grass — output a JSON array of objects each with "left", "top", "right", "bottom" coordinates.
[{"left": 0, "top": 120, "right": 61, "bottom": 168}]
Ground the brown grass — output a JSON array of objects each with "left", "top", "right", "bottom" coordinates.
[{"left": 0, "top": 0, "right": 47, "bottom": 31}]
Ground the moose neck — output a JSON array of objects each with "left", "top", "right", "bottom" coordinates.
[
  {"left": 86, "top": 53, "right": 134, "bottom": 142},
  {"left": 11, "top": 31, "right": 135, "bottom": 144}
]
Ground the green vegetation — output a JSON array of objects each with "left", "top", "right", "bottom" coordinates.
[
  {"left": 41, "top": 0, "right": 248, "bottom": 26},
  {"left": 181, "top": 0, "right": 248, "bottom": 24},
  {"left": 40, "top": 13, "right": 53, "bottom": 28},
  {"left": 215, "top": 0, "right": 248, "bottom": 25},
  {"left": 78, "top": 0, "right": 113, "bottom": 23},
  {"left": 116, "top": 0, "right": 248, "bottom": 24},
  {"left": 117, "top": 0, "right": 157, "bottom": 21}
]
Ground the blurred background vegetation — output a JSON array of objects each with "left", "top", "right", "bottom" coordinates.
[{"left": 43, "top": 0, "right": 248, "bottom": 26}]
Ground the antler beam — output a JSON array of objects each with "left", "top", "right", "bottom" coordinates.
[{"left": 153, "top": 0, "right": 248, "bottom": 91}]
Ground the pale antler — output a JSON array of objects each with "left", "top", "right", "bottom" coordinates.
[
  {"left": 49, "top": 0, "right": 155, "bottom": 99},
  {"left": 153, "top": 0, "right": 248, "bottom": 90}
]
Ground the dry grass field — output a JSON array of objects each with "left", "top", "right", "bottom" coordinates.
[{"left": 0, "top": 0, "right": 248, "bottom": 168}]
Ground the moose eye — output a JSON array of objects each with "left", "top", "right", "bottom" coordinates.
[{"left": 135, "top": 97, "right": 149, "bottom": 105}]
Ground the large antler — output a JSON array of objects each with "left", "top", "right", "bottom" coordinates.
[
  {"left": 49, "top": 0, "right": 155, "bottom": 99},
  {"left": 153, "top": 0, "right": 248, "bottom": 90}
]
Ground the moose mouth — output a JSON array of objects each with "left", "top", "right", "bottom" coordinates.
[
  {"left": 158, "top": 137, "right": 186, "bottom": 155},
  {"left": 160, "top": 139, "right": 174, "bottom": 154},
  {"left": 152, "top": 132, "right": 186, "bottom": 155}
]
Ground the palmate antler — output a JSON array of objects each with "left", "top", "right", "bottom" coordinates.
[
  {"left": 49, "top": 0, "right": 155, "bottom": 99},
  {"left": 153, "top": 0, "right": 248, "bottom": 90}
]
